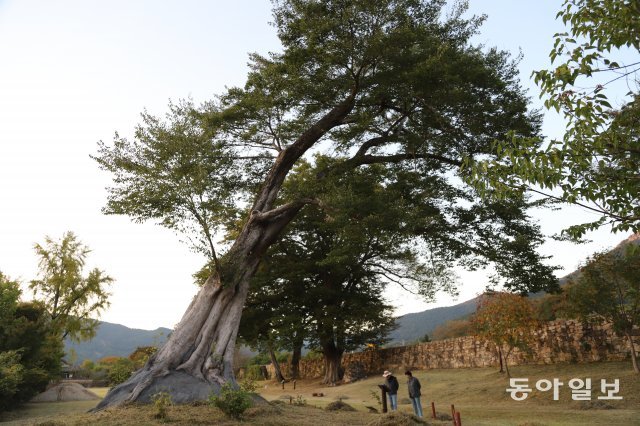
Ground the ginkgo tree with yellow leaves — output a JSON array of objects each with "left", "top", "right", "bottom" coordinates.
[{"left": 30, "top": 232, "right": 113, "bottom": 342}]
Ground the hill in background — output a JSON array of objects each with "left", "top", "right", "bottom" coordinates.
[
  {"left": 387, "top": 297, "right": 478, "bottom": 345},
  {"left": 65, "top": 322, "right": 170, "bottom": 362}
]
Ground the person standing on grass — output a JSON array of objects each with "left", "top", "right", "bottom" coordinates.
[
  {"left": 382, "top": 370, "right": 399, "bottom": 411},
  {"left": 405, "top": 370, "right": 423, "bottom": 417}
]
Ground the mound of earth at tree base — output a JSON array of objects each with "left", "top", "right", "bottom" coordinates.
[
  {"left": 325, "top": 400, "right": 356, "bottom": 411},
  {"left": 367, "top": 411, "right": 432, "bottom": 426},
  {"left": 30, "top": 382, "right": 100, "bottom": 402}
]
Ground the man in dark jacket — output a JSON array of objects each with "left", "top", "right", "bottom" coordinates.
[
  {"left": 405, "top": 370, "right": 423, "bottom": 417},
  {"left": 382, "top": 370, "right": 399, "bottom": 410}
]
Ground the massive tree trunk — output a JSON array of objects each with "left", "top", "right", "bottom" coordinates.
[
  {"left": 94, "top": 261, "right": 256, "bottom": 409},
  {"left": 321, "top": 342, "right": 344, "bottom": 385},
  {"left": 93, "top": 93, "right": 355, "bottom": 410}
]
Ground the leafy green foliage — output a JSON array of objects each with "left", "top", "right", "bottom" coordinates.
[
  {"left": 30, "top": 232, "right": 113, "bottom": 342},
  {"left": 74, "top": 356, "right": 137, "bottom": 383},
  {"left": 107, "top": 358, "right": 134, "bottom": 386},
  {"left": 151, "top": 391, "right": 172, "bottom": 420},
  {"left": 0, "top": 272, "right": 64, "bottom": 412},
  {"left": 240, "top": 377, "right": 257, "bottom": 393},
  {"left": 243, "top": 365, "right": 265, "bottom": 381},
  {"left": 208, "top": 383, "right": 253, "bottom": 419},
  {"left": 0, "top": 351, "right": 24, "bottom": 412},
  {"left": 293, "top": 394, "right": 306, "bottom": 406},
  {"left": 241, "top": 154, "right": 557, "bottom": 378},
  {"left": 92, "top": 100, "right": 269, "bottom": 274},
  {"left": 96, "top": 0, "right": 555, "bottom": 294},
  {"left": 302, "top": 350, "right": 323, "bottom": 361},
  {"left": 466, "top": 0, "right": 640, "bottom": 239},
  {"left": 565, "top": 247, "right": 640, "bottom": 372},
  {"left": 369, "top": 389, "right": 383, "bottom": 410}
]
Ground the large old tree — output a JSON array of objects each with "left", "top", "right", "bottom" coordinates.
[{"left": 93, "top": 0, "right": 557, "bottom": 408}]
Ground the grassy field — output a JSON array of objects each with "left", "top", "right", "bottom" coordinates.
[
  {"left": 0, "top": 361, "right": 637, "bottom": 425},
  {"left": 259, "top": 360, "right": 639, "bottom": 425}
]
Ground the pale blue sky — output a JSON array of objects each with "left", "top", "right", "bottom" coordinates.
[{"left": 0, "top": 1, "right": 632, "bottom": 329}]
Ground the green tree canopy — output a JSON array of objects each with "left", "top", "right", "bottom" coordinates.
[
  {"left": 466, "top": 0, "right": 640, "bottom": 239},
  {"left": 0, "top": 272, "right": 64, "bottom": 412},
  {"left": 565, "top": 245, "right": 640, "bottom": 373},
  {"left": 242, "top": 156, "right": 557, "bottom": 383},
  {"left": 30, "top": 232, "right": 113, "bottom": 342},
  {"left": 94, "top": 0, "right": 555, "bottom": 294}
]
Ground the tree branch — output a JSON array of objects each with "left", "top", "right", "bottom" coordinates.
[
  {"left": 252, "top": 198, "right": 321, "bottom": 223},
  {"left": 344, "top": 152, "right": 463, "bottom": 168}
]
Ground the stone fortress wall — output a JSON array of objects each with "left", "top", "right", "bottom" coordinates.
[{"left": 265, "top": 319, "right": 636, "bottom": 380}]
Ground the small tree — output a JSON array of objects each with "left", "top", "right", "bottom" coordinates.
[
  {"left": 208, "top": 383, "right": 253, "bottom": 420},
  {"left": 473, "top": 292, "right": 538, "bottom": 377},
  {"left": 30, "top": 232, "right": 113, "bottom": 341},
  {"left": 566, "top": 247, "right": 640, "bottom": 373}
]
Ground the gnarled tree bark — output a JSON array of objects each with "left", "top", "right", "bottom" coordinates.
[
  {"left": 93, "top": 94, "right": 356, "bottom": 410},
  {"left": 321, "top": 341, "right": 344, "bottom": 385}
]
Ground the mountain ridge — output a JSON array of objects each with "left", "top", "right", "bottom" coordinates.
[{"left": 64, "top": 322, "right": 171, "bottom": 362}]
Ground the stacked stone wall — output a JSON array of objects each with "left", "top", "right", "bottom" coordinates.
[{"left": 263, "top": 319, "right": 636, "bottom": 380}]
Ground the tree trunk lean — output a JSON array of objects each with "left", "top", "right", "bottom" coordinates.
[
  {"left": 498, "top": 346, "right": 504, "bottom": 373},
  {"left": 268, "top": 345, "right": 285, "bottom": 382},
  {"left": 322, "top": 343, "right": 344, "bottom": 385},
  {"left": 93, "top": 92, "right": 356, "bottom": 410},
  {"left": 93, "top": 267, "right": 254, "bottom": 409}
]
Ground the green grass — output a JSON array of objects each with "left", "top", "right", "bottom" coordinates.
[
  {"left": 1, "top": 363, "right": 638, "bottom": 425},
  {"left": 258, "top": 361, "right": 639, "bottom": 426},
  {"left": 0, "top": 388, "right": 107, "bottom": 425}
]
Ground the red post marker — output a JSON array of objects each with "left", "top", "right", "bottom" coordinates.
[
  {"left": 431, "top": 401, "right": 436, "bottom": 419},
  {"left": 455, "top": 411, "right": 462, "bottom": 426}
]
